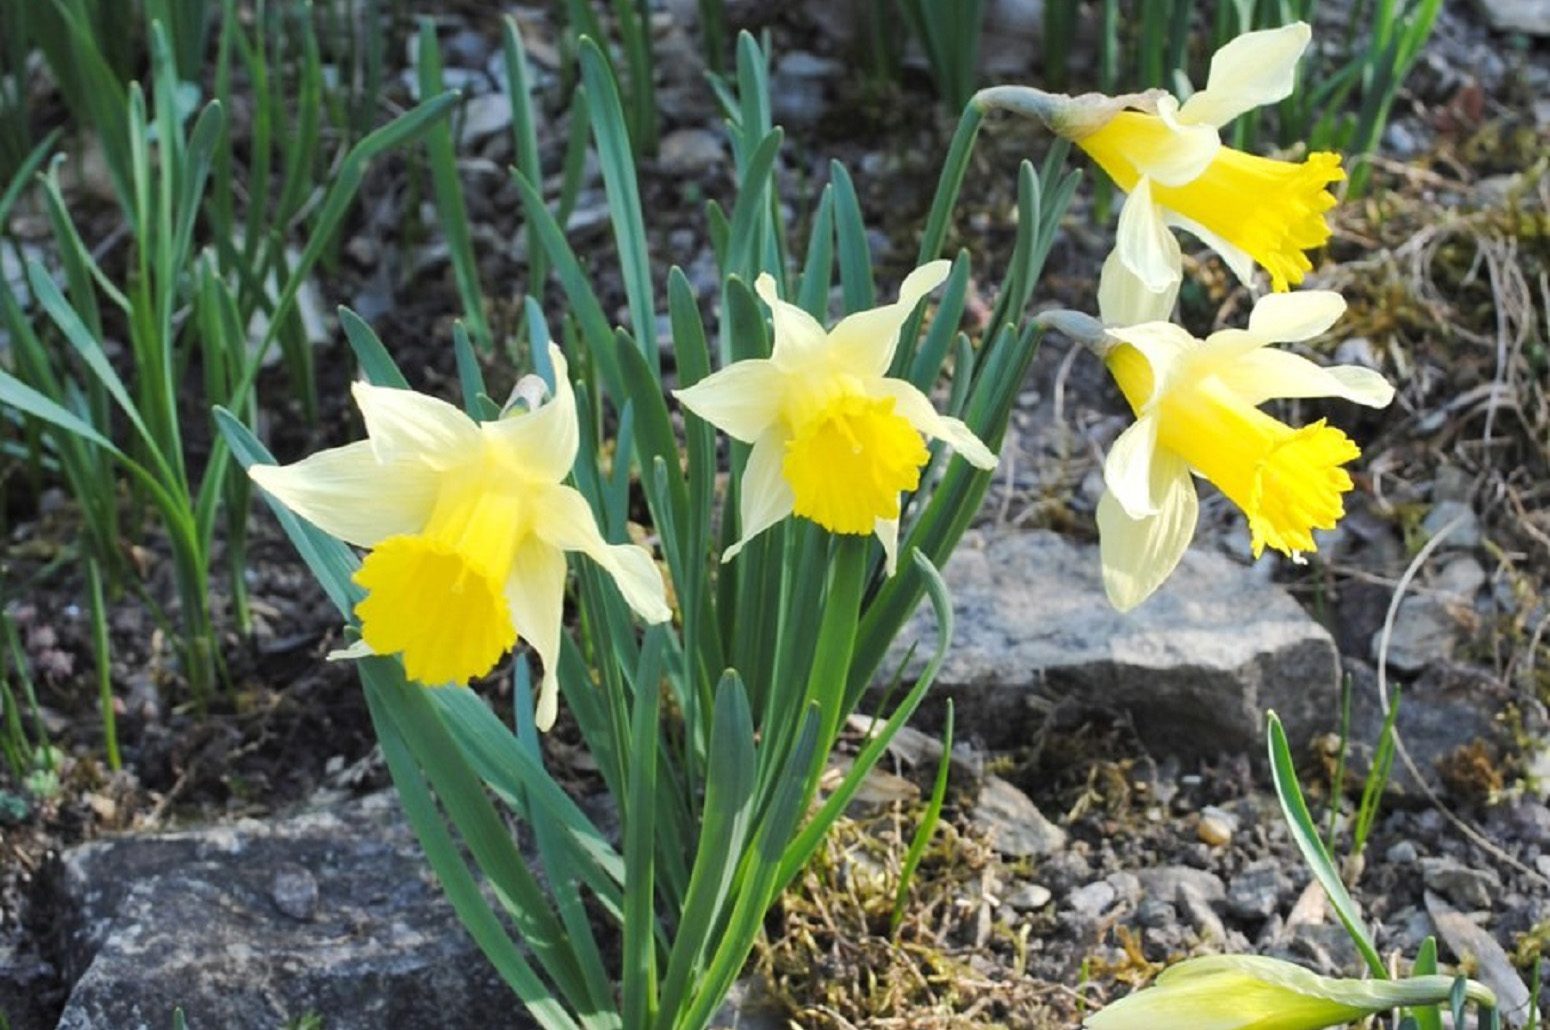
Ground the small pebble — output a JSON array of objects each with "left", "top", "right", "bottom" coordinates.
[
  {"left": 270, "top": 865, "right": 320, "bottom": 922},
  {"left": 1197, "top": 814, "right": 1234, "bottom": 847},
  {"left": 1005, "top": 883, "right": 1052, "bottom": 912}
]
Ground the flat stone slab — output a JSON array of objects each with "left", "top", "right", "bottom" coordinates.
[
  {"left": 51, "top": 791, "right": 521, "bottom": 1030},
  {"left": 890, "top": 530, "right": 1341, "bottom": 757}
]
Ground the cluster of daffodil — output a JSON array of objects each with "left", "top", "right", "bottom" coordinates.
[
  {"left": 978, "top": 21, "right": 1396, "bottom": 612},
  {"left": 227, "top": 22, "right": 1430, "bottom": 1030}
]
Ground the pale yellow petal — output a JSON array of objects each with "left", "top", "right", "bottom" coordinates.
[
  {"left": 326, "top": 639, "right": 376, "bottom": 662},
  {"left": 874, "top": 517, "right": 901, "bottom": 577},
  {"left": 722, "top": 429, "right": 794, "bottom": 563},
  {"left": 1178, "top": 22, "right": 1311, "bottom": 128},
  {"left": 1246, "top": 290, "right": 1346, "bottom": 343},
  {"left": 352, "top": 381, "right": 480, "bottom": 470},
  {"left": 483, "top": 343, "right": 577, "bottom": 483},
  {"left": 755, "top": 272, "right": 829, "bottom": 368},
  {"left": 1106, "top": 322, "right": 1196, "bottom": 402},
  {"left": 533, "top": 485, "right": 671, "bottom": 624},
  {"left": 504, "top": 538, "right": 568, "bottom": 731},
  {"left": 249, "top": 440, "right": 440, "bottom": 547},
  {"left": 828, "top": 260, "right": 952, "bottom": 377},
  {"left": 1161, "top": 209, "right": 1257, "bottom": 285},
  {"left": 1125, "top": 96, "right": 1221, "bottom": 187},
  {"left": 1103, "top": 413, "right": 1162, "bottom": 519},
  {"left": 672, "top": 358, "right": 785, "bottom": 444},
  {"left": 1097, "top": 454, "right": 1197, "bottom": 612},
  {"left": 872, "top": 378, "right": 998, "bottom": 469},
  {"left": 1214, "top": 349, "right": 1394, "bottom": 408},
  {"left": 1114, "top": 179, "right": 1183, "bottom": 295},
  {"left": 1098, "top": 248, "right": 1179, "bottom": 327}
]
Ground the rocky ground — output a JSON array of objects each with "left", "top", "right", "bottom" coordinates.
[{"left": 1, "top": 0, "right": 1548, "bottom": 1027}]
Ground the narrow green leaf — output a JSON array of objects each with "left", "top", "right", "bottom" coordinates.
[
  {"left": 1267, "top": 711, "right": 1388, "bottom": 979},
  {"left": 655, "top": 674, "right": 757, "bottom": 1026},
  {"left": 578, "top": 38, "right": 656, "bottom": 372},
  {"left": 417, "top": 18, "right": 492, "bottom": 352},
  {"left": 0, "top": 371, "right": 119, "bottom": 456},
  {"left": 892, "top": 699, "right": 953, "bottom": 932},
  {"left": 622, "top": 628, "right": 665, "bottom": 1027},
  {"left": 830, "top": 161, "right": 873, "bottom": 313},
  {"left": 1412, "top": 936, "right": 1442, "bottom": 1030},
  {"left": 340, "top": 306, "right": 409, "bottom": 388}
]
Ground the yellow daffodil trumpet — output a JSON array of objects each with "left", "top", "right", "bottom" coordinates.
[
  {"left": 673, "top": 263, "right": 998, "bottom": 573},
  {"left": 249, "top": 345, "right": 672, "bottom": 730},
  {"left": 1046, "top": 290, "right": 1393, "bottom": 612},
  {"left": 976, "top": 22, "right": 1342, "bottom": 303},
  {"left": 1085, "top": 954, "right": 1498, "bottom": 1030}
]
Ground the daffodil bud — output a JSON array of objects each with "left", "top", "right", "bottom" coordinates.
[{"left": 1086, "top": 954, "right": 1496, "bottom": 1030}]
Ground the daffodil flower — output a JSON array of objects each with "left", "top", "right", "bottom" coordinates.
[
  {"left": 249, "top": 345, "right": 672, "bottom": 730},
  {"left": 1085, "top": 954, "right": 1496, "bottom": 1030},
  {"left": 1094, "top": 290, "right": 1393, "bottom": 610},
  {"left": 673, "top": 263, "right": 998, "bottom": 572},
  {"left": 979, "top": 22, "right": 1342, "bottom": 305}
]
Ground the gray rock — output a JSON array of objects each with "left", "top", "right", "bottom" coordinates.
[
  {"left": 1135, "top": 865, "right": 1226, "bottom": 907},
  {"left": 1225, "top": 862, "right": 1289, "bottom": 921},
  {"left": 459, "top": 92, "right": 513, "bottom": 145},
  {"left": 710, "top": 977, "right": 788, "bottom": 1030},
  {"left": 269, "top": 864, "right": 319, "bottom": 922},
  {"left": 1383, "top": 905, "right": 1436, "bottom": 956},
  {"left": 1105, "top": 871, "right": 1141, "bottom": 907},
  {"left": 1136, "top": 899, "right": 1177, "bottom": 928},
  {"left": 1345, "top": 661, "right": 1512, "bottom": 794},
  {"left": 1477, "top": 0, "right": 1550, "bottom": 36},
  {"left": 1427, "top": 892, "right": 1535, "bottom": 1025},
  {"left": 658, "top": 128, "right": 725, "bottom": 175},
  {"left": 1375, "top": 595, "right": 1460, "bottom": 673},
  {"left": 1068, "top": 881, "right": 1117, "bottom": 918},
  {"left": 889, "top": 530, "right": 1341, "bottom": 759},
  {"left": 52, "top": 792, "right": 520, "bottom": 1030},
  {"left": 1420, "top": 857, "right": 1501, "bottom": 911},
  {"left": 1178, "top": 882, "right": 1226, "bottom": 943},
  {"left": 1421, "top": 500, "right": 1481, "bottom": 550},
  {"left": 971, "top": 776, "right": 1066, "bottom": 857},
  {"left": 1384, "top": 840, "right": 1419, "bottom": 865},
  {"left": 770, "top": 51, "right": 839, "bottom": 126},
  {"left": 0, "top": 941, "right": 59, "bottom": 1029},
  {"left": 1436, "top": 556, "right": 1487, "bottom": 599}
]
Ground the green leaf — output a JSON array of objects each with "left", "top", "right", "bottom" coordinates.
[
  {"left": 830, "top": 160, "right": 873, "bottom": 313},
  {"left": 1267, "top": 711, "right": 1387, "bottom": 979},
  {"left": 502, "top": 15, "right": 549, "bottom": 300},
  {"left": 365, "top": 675, "right": 581, "bottom": 1030},
  {"left": 622, "top": 628, "right": 666, "bottom": 1027},
  {"left": 578, "top": 37, "right": 656, "bottom": 373},
  {"left": 417, "top": 18, "right": 492, "bottom": 352},
  {"left": 677, "top": 707, "right": 821, "bottom": 1030},
  {"left": 892, "top": 699, "right": 953, "bottom": 932},
  {"left": 25, "top": 261, "right": 155, "bottom": 454},
  {"left": 1412, "top": 936, "right": 1442, "bottom": 1030},
  {"left": 780, "top": 549, "right": 954, "bottom": 887},
  {"left": 0, "top": 371, "right": 120, "bottom": 456},
  {"left": 452, "top": 322, "right": 495, "bottom": 420},
  {"left": 795, "top": 184, "right": 835, "bottom": 318},
  {"left": 655, "top": 674, "right": 757, "bottom": 1026},
  {"left": 340, "top": 307, "right": 409, "bottom": 388},
  {"left": 722, "top": 128, "right": 782, "bottom": 284}
]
